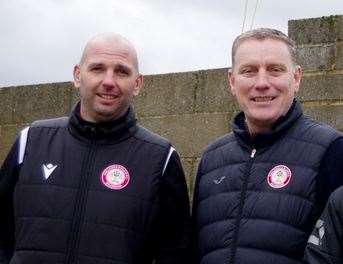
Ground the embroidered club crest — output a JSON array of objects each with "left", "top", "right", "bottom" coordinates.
[
  {"left": 101, "top": 164, "right": 130, "bottom": 190},
  {"left": 267, "top": 165, "right": 292, "bottom": 189}
]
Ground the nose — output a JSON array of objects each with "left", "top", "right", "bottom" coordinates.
[
  {"left": 254, "top": 71, "right": 270, "bottom": 90},
  {"left": 102, "top": 70, "right": 116, "bottom": 89}
]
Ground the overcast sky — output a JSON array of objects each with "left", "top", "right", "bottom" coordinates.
[{"left": 1, "top": 0, "right": 342, "bottom": 88}]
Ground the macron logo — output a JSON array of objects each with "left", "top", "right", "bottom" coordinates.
[{"left": 42, "top": 163, "right": 57, "bottom": 180}]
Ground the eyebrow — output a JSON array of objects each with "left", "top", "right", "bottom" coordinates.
[
  {"left": 87, "top": 62, "right": 104, "bottom": 69},
  {"left": 115, "top": 63, "right": 132, "bottom": 73},
  {"left": 237, "top": 62, "right": 287, "bottom": 70},
  {"left": 267, "top": 63, "right": 287, "bottom": 68},
  {"left": 86, "top": 62, "right": 133, "bottom": 73},
  {"left": 237, "top": 64, "right": 257, "bottom": 71}
]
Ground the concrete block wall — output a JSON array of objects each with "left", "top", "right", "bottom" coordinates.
[
  {"left": 0, "top": 82, "right": 76, "bottom": 165},
  {"left": 1, "top": 15, "right": 343, "bottom": 196},
  {"left": 0, "top": 69, "right": 235, "bottom": 193},
  {"left": 135, "top": 68, "right": 236, "bottom": 191},
  {"left": 288, "top": 15, "right": 343, "bottom": 130}
]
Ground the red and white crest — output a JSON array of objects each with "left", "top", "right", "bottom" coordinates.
[
  {"left": 101, "top": 164, "right": 130, "bottom": 190},
  {"left": 267, "top": 165, "right": 292, "bottom": 189}
]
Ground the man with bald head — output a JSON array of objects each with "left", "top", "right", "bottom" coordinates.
[{"left": 0, "top": 33, "right": 191, "bottom": 264}]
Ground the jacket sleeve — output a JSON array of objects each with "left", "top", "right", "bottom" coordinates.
[
  {"left": 0, "top": 137, "right": 20, "bottom": 264},
  {"left": 304, "top": 187, "right": 343, "bottom": 264},
  {"left": 316, "top": 137, "right": 343, "bottom": 211},
  {"left": 154, "top": 149, "right": 191, "bottom": 264}
]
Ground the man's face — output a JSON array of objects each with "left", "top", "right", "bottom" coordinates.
[
  {"left": 228, "top": 38, "right": 302, "bottom": 134},
  {"left": 73, "top": 40, "right": 143, "bottom": 123}
]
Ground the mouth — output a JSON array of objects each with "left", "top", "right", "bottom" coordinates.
[
  {"left": 251, "top": 96, "right": 276, "bottom": 102},
  {"left": 97, "top": 94, "right": 119, "bottom": 100}
]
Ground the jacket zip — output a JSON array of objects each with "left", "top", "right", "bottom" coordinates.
[
  {"left": 65, "top": 139, "right": 97, "bottom": 264},
  {"left": 229, "top": 148, "right": 256, "bottom": 264}
]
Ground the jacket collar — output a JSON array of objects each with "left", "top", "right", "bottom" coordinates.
[
  {"left": 232, "top": 99, "right": 303, "bottom": 149},
  {"left": 68, "top": 102, "right": 138, "bottom": 143}
]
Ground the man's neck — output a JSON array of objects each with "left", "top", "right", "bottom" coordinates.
[{"left": 245, "top": 119, "right": 272, "bottom": 137}]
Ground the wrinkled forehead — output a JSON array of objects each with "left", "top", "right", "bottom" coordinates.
[
  {"left": 80, "top": 37, "right": 138, "bottom": 70},
  {"left": 233, "top": 38, "right": 293, "bottom": 66}
]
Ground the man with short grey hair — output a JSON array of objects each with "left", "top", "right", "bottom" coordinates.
[{"left": 192, "top": 28, "right": 343, "bottom": 264}]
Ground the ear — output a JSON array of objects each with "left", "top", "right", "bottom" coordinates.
[
  {"left": 228, "top": 69, "right": 236, "bottom": 96},
  {"left": 73, "top": 65, "right": 81, "bottom": 88},
  {"left": 293, "top": 65, "right": 302, "bottom": 93},
  {"left": 133, "top": 74, "right": 144, "bottom": 96}
]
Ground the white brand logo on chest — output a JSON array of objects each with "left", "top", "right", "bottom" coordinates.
[{"left": 42, "top": 163, "right": 58, "bottom": 180}]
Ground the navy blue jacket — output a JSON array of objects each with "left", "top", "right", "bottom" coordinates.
[
  {"left": 192, "top": 101, "right": 343, "bottom": 264},
  {"left": 0, "top": 104, "right": 191, "bottom": 264}
]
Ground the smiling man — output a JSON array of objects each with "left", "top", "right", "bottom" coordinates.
[
  {"left": 74, "top": 35, "right": 142, "bottom": 123},
  {"left": 192, "top": 28, "right": 343, "bottom": 264},
  {"left": 0, "top": 33, "right": 191, "bottom": 264}
]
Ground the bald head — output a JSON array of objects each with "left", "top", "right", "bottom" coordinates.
[
  {"left": 79, "top": 33, "right": 139, "bottom": 72},
  {"left": 73, "top": 32, "right": 144, "bottom": 123}
]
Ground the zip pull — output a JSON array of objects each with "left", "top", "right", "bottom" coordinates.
[{"left": 251, "top": 148, "right": 256, "bottom": 158}]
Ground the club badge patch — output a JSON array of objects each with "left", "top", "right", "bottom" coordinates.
[
  {"left": 100, "top": 164, "right": 130, "bottom": 190},
  {"left": 267, "top": 165, "right": 292, "bottom": 189}
]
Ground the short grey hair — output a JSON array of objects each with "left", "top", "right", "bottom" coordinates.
[{"left": 231, "top": 28, "right": 297, "bottom": 68}]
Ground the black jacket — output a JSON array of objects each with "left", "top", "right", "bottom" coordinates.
[
  {"left": 0, "top": 104, "right": 191, "bottom": 264},
  {"left": 192, "top": 101, "right": 343, "bottom": 264},
  {"left": 304, "top": 186, "right": 343, "bottom": 264}
]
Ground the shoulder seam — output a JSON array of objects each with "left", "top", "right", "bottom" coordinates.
[
  {"left": 203, "top": 133, "right": 235, "bottom": 155},
  {"left": 31, "top": 117, "right": 68, "bottom": 128}
]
